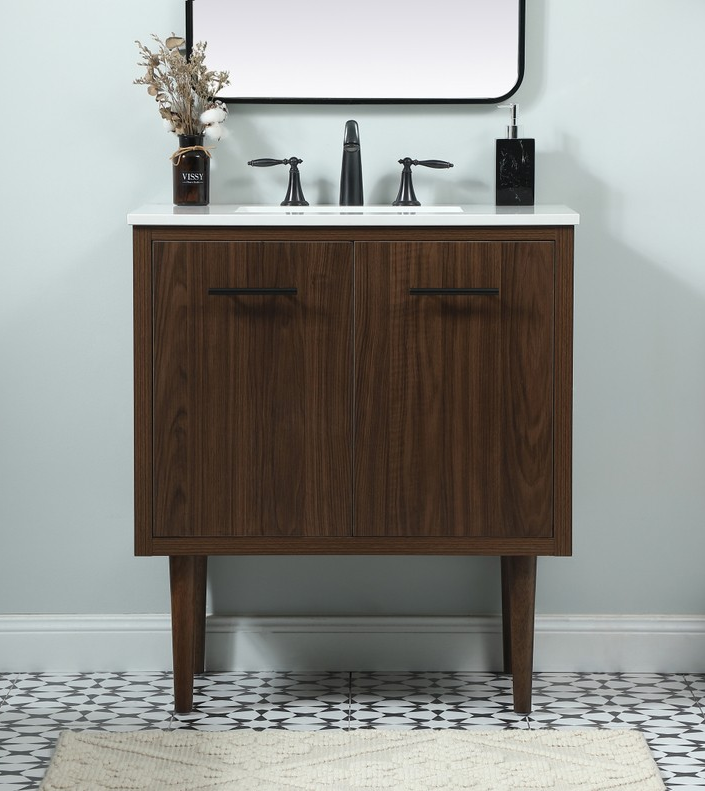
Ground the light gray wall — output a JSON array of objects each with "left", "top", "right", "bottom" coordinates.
[{"left": 2, "top": 0, "right": 704, "bottom": 619}]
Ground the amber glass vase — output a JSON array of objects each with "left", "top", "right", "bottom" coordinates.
[{"left": 172, "top": 134, "right": 210, "bottom": 206}]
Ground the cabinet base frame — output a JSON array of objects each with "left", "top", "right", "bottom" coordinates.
[
  {"left": 134, "top": 223, "right": 573, "bottom": 717},
  {"left": 168, "top": 553, "right": 537, "bottom": 714}
]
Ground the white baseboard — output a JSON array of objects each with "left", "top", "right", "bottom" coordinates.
[{"left": 2, "top": 614, "right": 705, "bottom": 673}]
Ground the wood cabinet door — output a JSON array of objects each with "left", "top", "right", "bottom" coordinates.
[
  {"left": 354, "top": 241, "right": 554, "bottom": 539},
  {"left": 152, "top": 241, "right": 353, "bottom": 538}
]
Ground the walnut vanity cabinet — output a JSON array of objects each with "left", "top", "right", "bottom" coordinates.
[{"left": 132, "top": 221, "right": 574, "bottom": 715}]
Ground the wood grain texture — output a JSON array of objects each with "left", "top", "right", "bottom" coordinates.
[
  {"left": 553, "top": 228, "right": 574, "bottom": 556},
  {"left": 133, "top": 225, "right": 573, "bottom": 557},
  {"left": 354, "top": 241, "right": 553, "bottom": 539},
  {"left": 169, "top": 555, "right": 206, "bottom": 713},
  {"left": 499, "top": 242, "right": 554, "bottom": 538},
  {"left": 133, "top": 226, "right": 568, "bottom": 244},
  {"left": 501, "top": 555, "right": 537, "bottom": 713},
  {"left": 133, "top": 229, "right": 154, "bottom": 556},
  {"left": 133, "top": 224, "right": 575, "bottom": 718},
  {"left": 149, "top": 535, "right": 558, "bottom": 555},
  {"left": 152, "top": 241, "right": 353, "bottom": 539}
]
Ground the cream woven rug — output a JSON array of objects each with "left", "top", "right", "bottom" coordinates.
[{"left": 39, "top": 728, "right": 665, "bottom": 791}]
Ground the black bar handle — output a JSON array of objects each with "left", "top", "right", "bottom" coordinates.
[
  {"left": 208, "top": 287, "right": 298, "bottom": 296},
  {"left": 415, "top": 159, "right": 455, "bottom": 169},
  {"left": 247, "top": 158, "right": 289, "bottom": 167},
  {"left": 409, "top": 287, "right": 499, "bottom": 296}
]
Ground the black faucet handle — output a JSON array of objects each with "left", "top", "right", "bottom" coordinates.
[
  {"left": 248, "top": 157, "right": 303, "bottom": 167},
  {"left": 415, "top": 159, "right": 454, "bottom": 169},
  {"left": 397, "top": 158, "right": 454, "bottom": 169},
  {"left": 393, "top": 157, "right": 454, "bottom": 207},
  {"left": 248, "top": 157, "right": 308, "bottom": 206}
]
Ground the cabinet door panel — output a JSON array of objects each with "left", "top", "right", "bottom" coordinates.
[
  {"left": 152, "top": 241, "right": 352, "bottom": 538},
  {"left": 354, "top": 241, "right": 553, "bottom": 538}
]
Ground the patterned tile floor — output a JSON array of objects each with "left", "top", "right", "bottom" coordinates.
[{"left": 1, "top": 671, "right": 704, "bottom": 789}]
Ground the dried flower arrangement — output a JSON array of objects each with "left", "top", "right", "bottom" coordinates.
[{"left": 135, "top": 35, "right": 230, "bottom": 141}]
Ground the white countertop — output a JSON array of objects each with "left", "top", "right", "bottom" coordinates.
[{"left": 128, "top": 204, "right": 579, "bottom": 227}]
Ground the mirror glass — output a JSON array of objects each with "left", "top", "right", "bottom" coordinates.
[{"left": 187, "top": 0, "right": 525, "bottom": 103}]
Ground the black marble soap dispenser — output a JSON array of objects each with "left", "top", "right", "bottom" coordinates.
[{"left": 496, "top": 104, "right": 535, "bottom": 206}]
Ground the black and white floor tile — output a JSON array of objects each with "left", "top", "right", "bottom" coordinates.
[{"left": 1, "top": 671, "right": 703, "bottom": 789}]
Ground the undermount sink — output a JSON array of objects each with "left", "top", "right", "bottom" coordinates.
[{"left": 234, "top": 205, "right": 463, "bottom": 214}]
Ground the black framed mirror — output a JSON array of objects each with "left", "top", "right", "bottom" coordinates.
[{"left": 186, "top": 0, "right": 525, "bottom": 104}]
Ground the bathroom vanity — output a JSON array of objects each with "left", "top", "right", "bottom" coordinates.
[{"left": 128, "top": 204, "right": 578, "bottom": 714}]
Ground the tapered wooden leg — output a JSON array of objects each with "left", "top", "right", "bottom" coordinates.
[
  {"left": 501, "top": 555, "right": 537, "bottom": 714},
  {"left": 169, "top": 555, "right": 207, "bottom": 713}
]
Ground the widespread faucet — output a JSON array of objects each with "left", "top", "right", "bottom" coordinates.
[
  {"left": 339, "top": 120, "right": 363, "bottom": 206},
  {"left": 393, "top": 157, "right": 454, "bottom": 206},
  {"left": 247, "top": 157, "right": 308, "bottom": 206}
]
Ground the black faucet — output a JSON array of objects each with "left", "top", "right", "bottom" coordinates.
[
  {"left": 247, "top": 157, "right": 308, "bottom": 206},
  {"left": 393, "top": 157, "right": 454, "bottom": 206},
  {"left": 339, "top": 120, "right": 363, "bottom": 206}
]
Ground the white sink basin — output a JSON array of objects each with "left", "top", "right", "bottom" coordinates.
[{"left": 234, "top": 205, "right": 463, "bottom": 214}]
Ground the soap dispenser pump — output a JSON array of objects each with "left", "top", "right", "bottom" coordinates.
[{"left": 495, "top": 104, "right": 535, "bottom": 206}]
